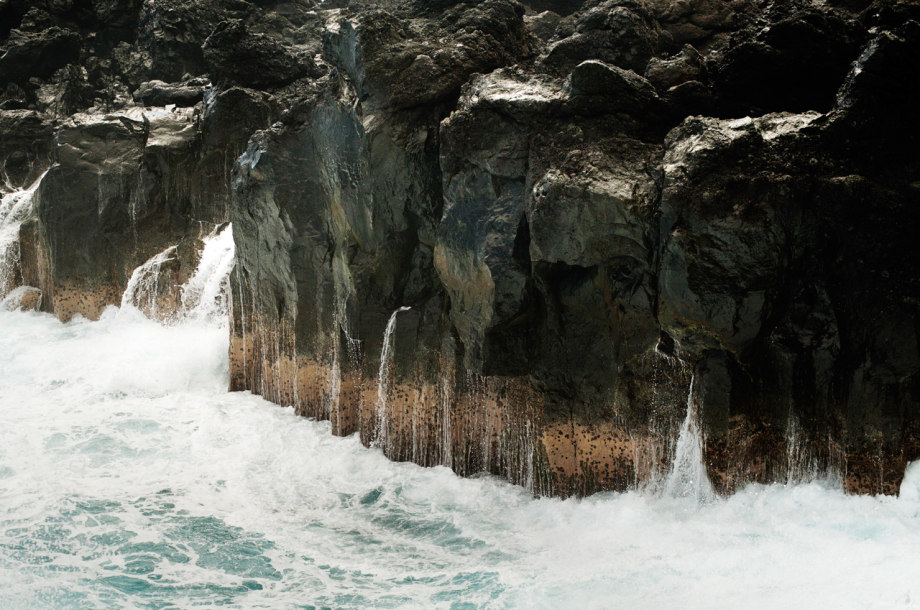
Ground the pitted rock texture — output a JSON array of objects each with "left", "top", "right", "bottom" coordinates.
[{"left": 1, "top": 0, "right": 918, "bottom": 496}]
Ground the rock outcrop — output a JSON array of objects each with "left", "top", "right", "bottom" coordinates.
[{"left": 1, "top": 0, "right": 918, "bottom": 496}]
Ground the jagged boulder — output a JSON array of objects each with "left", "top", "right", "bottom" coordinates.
[
  {"left": 203, "top": 19, "right": 323, "bottom": 89},
  {"left": 658, "top": 113, "right": 820, "bottom": 356},
  {"left": 658, "top": 106, "right": 920, "bottom": 493},
  {"left": 322, "top": 0, "right": 530, "bottom": 110},
  {"left": 644, "top": 43, "right": 706, "bottom": 92},
  {"left": 645, "top": 0, "right": 736, "bottom": 48},
  {"left": 0, "top": 26, "right": 81, "bottom": 85},
  {"left": 829, "top": 19, "right": 920, "bottom": 170},
  {"left": 35, "top": 64, "right": 96, "bottom": 115},
  {"left": 133, "top": 77, "right": 209, "bottom": 107},
  {"left": 538, "top": 0, "right": 661, "bottom": 75},
  {"left": 438, "top": 66, "right": 662, "bottom": 408},
  {"left": 713, "top": 5, "right": 861, "bottom": 115},
  {"left": 0, "top": 110, "right": 53, "bottom": 189},
  {"left": 565, "top": 59, "right": 660, "bottom": 116},
  {"left": 137, "top": 0, "right": 247, "bottom": 81},
  {"left": 525, "top": 10, "right": 563, "bottom": 41},
  {"left": 33, "top": 107, "right": 205, "bottom": 319}
]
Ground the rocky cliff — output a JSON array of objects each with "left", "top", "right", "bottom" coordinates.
[{"left": 2, "top": 0, "right": 919, "bottom": 496}]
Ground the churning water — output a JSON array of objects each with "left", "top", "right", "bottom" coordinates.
[{"left": 2, "top": 286, "right": 920, "bottom": 607}]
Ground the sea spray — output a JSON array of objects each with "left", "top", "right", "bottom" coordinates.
[
  {"left": 0, "top": 173, "right": 46, "bottom": 297},
  {"left": 0, "top": 285, "right": 41, "bottom": 311},
  {"left": 374, "top": 306, "right": 411, "bottom": 452},
  {"left": 664, "top": 376, "right": 715, "bottom": 502},
  {"left": 120, "top": 245, "right": 178, "bottom": 319},
  {"left": 2, "top": 311, "right": 920, "bottom": 608}
]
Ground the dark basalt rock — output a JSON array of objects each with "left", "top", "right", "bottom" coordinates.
[
  {"left": 134, "top": 78, "right": 209, "bottom": 107},
  {"left": 525, "top": 10, "right": 564, "bottom": 41},
  {"left": 2, "top": 0, "right": 918, "bottom": 497},
  {"left": 323, "top": 0, "right": 530, "bottom": 111},
  {"left": 645, "top": 0, "right": 737, "bottom": 49},
  {"left": 712, "top": 5, "right": 862, "bottom": 115},
  {"left": 658, "top": 105, "right": 920, "bottom": 492},
  {"left": 538, "top": 0, "right": 662, "bottom": 75},
  {"left": 203, "top": 19, "right": 323, "bottom": 88},
  {"left": 565, "top": 59, "right": 660, "bottom": 116},
  {"left": 0, "top": 26, "right": 82, "bottom": 86},
  {"left": 829, "top": 19, "right": 920, "bottom": 169},
  {"left": 644, "top": 43, "right": 707, "bottom": 92},
  {"left": 438, "top": 66, "right": 662, "bottom": 418},
  {"left": 524, "top": 0, "right": 586, "bottom": 16},
  {"left": 35, "top": 64, "right": 96, "bottom": 116},
  {"left": 0, "top": 110, "right": 53, "bottom": 188},
  {"left": 137, "top": 0, "right": 247, "bottom": 82}
]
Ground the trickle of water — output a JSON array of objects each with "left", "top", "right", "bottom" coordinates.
[
  {"left": 120, "top": 245, "right": 178, "bottom": 319},
  {"left": 786, "top": 410, "right": 818, "bottom": 485},
  {"left": 181, "top": 224, "right": 236, "bottom": 322},
  {"left": 0, "top": 173, "right": 45, "bottom": 297},
  {"left": 374, "top": 306, "right": 411, "bottom": 452},
  {"left": 524, "top": 420, "right": 534, "bottom": 494},
  {"left": 440, "top": 376, "right": 453, "bottom": 468},
  {"left": 332, "top": 250, "right": 360, "bottom": 364},
  {"left": 664, "top": 376, "right": 715, "bottom": 503}
]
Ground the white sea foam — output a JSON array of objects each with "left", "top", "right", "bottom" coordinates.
[
  {"left": 0, "top": 173, "right": 45, "bottom": 298},
  {"left": 0, "top": 310, "right": 919, "bottom": 609},
  {"left": 120, "top": 224, "right": 236, "bottom": 325}
]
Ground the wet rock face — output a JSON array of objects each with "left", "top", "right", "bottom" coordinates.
[{"left": 2, "top": 0, "right": 919, "bottom": 496}]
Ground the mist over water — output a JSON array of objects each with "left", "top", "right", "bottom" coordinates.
[{"left": 1, "top": 307, "right": 920, "bottom": 608}]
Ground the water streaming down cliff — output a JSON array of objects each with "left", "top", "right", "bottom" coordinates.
[
  {"left": 180, "top": 225, "right": 236, "bottom": 323},
  {"left": 0, "top": 174, "right": 45, "bottom": 297},
  {"left": 664, "top": 377, "right": 715, "bottom": 503},
  {"left": 121, "top": 225, "right": 236, "bottom": 325},
  {"left": 374, "top": 306, "right": 411, "bottom": 453}
]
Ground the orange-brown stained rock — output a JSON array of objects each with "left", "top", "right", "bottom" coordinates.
[
  {"left": 844, "top": 451, "right": 907, "bottom": 496},
  {"left": 225, "top": 320, "right": 917, "bottom": 497},
  {"left": 50, "top": 283, "right": 121, "bottom": 321}
]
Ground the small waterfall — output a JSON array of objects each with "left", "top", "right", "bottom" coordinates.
[
  {"left": 120, "top": 224, "right": 236, "bottom": 324},
  {"left": 664, "top": 376, "right": 715, "bottom": 503},
  {"left": 0, "top": 173, "right": 45, "bottom": 298},
  {"left": 785, "top": 410, "right": 818, "bottom": 484},
  {"left": 523, "top": 419, "right": 535, "bottom": 493},
  {"left": 180, "top": 224, "right": 236, "bottom": 322},
  {"left": 374, "top": 306, "right": 410, "bottom": 451},
  {"left": 120, "top": 246, "right": 178, "bottom": 318}
]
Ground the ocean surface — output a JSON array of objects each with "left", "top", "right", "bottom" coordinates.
[{"left": 1, "top": 307, "right": 920, "bottom": 608}]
